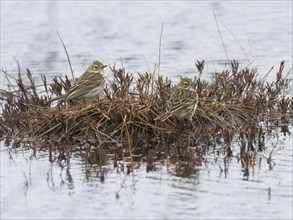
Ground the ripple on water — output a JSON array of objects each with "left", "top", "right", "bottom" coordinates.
[{"left": 1, "top": 132, "right": 292, "bottom": 219}]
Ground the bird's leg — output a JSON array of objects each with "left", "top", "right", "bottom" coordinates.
[
  {"left": 175, "top": 118, "right": 185, "bottom": 130},
  {"left": 189, "top": 118, "right": 197, "bottom": 130}
]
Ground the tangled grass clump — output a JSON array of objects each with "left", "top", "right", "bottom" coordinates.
[{"left": 0, "top": 60, "right": 292, "bottom": 173}]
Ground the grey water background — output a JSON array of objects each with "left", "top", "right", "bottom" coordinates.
[
  {"left": 1, "top": 1, "right": 293, "bottom": 219},
  {"left": 1, "top": 1, "right": 292, "bottom": 81}
]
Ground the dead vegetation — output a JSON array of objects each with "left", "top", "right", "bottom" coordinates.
[{"left": 0, "top": 60, "right": 292, "bottom": 175}]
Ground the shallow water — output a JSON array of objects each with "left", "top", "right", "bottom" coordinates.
[
  {"left": 1, "top": 1, "right": 292, "bottom": 83},
  {"left": 1, "top": 1, "right": 293, "bottom": 219},
  {"left": 1, "top": 133, "right": 292, "bottom": 219}
]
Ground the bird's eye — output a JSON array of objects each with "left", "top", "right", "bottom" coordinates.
[
  {"left": 184, "top": 82, "right": 188, "bottom": 85},
  {"left": 94, "top": 65, "right": 98, "bottom": 69}
]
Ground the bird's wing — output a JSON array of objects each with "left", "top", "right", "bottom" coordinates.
[
  {"left": 169, "top": 88, "right": 198, "bottom": 112},
  {"left": 67, "top": 74, "right": 102, "bottom": 100}
]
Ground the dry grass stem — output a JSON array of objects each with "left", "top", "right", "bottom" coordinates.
[{"left": 0, "top": 60, "right": 292, "bottom": 173}]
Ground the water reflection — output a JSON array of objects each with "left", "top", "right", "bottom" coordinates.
[{"left": 1, "top": 135, "right": 292, "bottom": 219}]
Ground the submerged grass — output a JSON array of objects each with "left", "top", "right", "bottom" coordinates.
[{"left": 0, "top": 60, "right": 292, "bottom": 176}]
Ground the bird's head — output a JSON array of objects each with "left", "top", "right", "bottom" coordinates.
[
  {"left": 178, "top": 77, "right": 193, "bottom": 89},
  {"left": 89, "top": 60, "right": 107, "bottom": 73}
]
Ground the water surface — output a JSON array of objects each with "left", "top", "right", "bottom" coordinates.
[
  {"left": 1, "top": 1, "right": 292, "bottom": 82},
  {"left": 1, "top": 134, "right": 292, "bottom": 219}
]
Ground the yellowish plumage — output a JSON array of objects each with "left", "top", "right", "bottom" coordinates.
[
  {"left": 49, "top": 60, "right": 106, "bottom": 102},
  {"left": 155, "top": 77, "right": 198, "bottom": 121}
]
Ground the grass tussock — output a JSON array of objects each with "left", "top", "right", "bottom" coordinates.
[{"left": 0, "top": 60, "right": 292, "bottom": 174}]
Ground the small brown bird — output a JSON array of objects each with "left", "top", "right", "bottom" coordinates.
[
  {"left": 49, "top": 60, "right": 106, "bottom": 102},
  {"left": 155, "top": 77, "right": 198, "bottom": 122}
]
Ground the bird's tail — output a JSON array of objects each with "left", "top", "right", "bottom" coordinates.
[
  {"left": 47, "top": 94, "right": 65, "bottom": 103},
  {"left": 154, "top": 112, "right": 172, "bottom": 122}
]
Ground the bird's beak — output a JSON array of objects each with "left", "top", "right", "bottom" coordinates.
[{"left": 102, "top": 65, "right": 108, "bottom": 69}]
